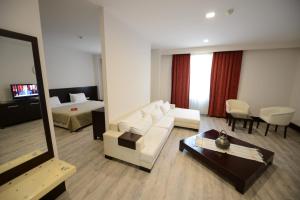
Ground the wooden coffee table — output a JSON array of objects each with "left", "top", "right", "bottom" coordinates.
[{"left": 179, "top": 129, "right": 274, "bottom": 194}]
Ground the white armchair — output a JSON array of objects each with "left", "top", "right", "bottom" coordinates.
[
  {"left": 259, "top": 106, "right": 295, "bottom": 138},
  {"left": 226, "top": 99, "right": 250, "bottom": 115}
]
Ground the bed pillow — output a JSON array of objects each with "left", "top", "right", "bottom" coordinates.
[
  {"left": 49, "top": 96, "right": 61, "bottom": 107},
  {"left": 160, "top": 101, "right": 171, "bottom": 114},
  {"left": 70, "top": 93, "right": 87, "bottom": 103},
  {"left": 130, "top": 114, "right": 152, "bottom": 136},
  {"left": 150, "top": 107, "right": 164, "bottom": 123}
]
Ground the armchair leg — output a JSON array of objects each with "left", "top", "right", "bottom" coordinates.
[
  {"left": 228, "top": 118, "right": 232, "bottom": 126},
  {"left": 275, "top": 125, "right": 278, "bottom": 132},
  {"left": 284, "top": 126, "right": 288, "bottom": 139},
  {"left": 243, "top": 120, "right": 247, "bottom": 128},
  {"left": 265, "top": 124, "right": 270, "bottom": 136}
]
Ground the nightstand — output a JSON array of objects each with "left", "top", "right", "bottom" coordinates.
[{"left": 92, "top": 107, "right": 105, "bottom": 140}]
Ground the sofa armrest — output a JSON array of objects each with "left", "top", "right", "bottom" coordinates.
[
  {"left": 103, "top": 131, "right": 144, "bottom": 151},
  {"left": 170, "top": 104, "right": 176, "bottom": 109}
]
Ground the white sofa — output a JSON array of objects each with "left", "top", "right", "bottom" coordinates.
[{"left": 103, "top": 100, "right": 200, "bottom": 172}]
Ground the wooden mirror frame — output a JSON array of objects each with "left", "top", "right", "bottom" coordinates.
[{"left": 0, "top": 28, "right": 54, "bottom": 185}]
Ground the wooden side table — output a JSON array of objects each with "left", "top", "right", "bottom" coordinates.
[{"left": 92, "top": 107, "right": 105, "bottom": 140}]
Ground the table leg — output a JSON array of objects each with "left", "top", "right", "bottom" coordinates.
[
  {"left": 256, "top": 121, "right": 260, "bottom": 128},
  {"left": 248, "top": 120, "right": 253, "bottom": 134},
  {"left": 179, "top": 140, "right": 185, "bottom": 152},
  {"left": 232, "top": 119, "right": 236, "bottom": 132}
]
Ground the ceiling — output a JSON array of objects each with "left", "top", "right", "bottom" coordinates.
[
  {"left": 92, "top": 0, "right": 300, "bottom": 50},
  {"left": 39, "top": 0, "right": 300, "bottom": 53},
  {"left": 39, "top": 0, "right": 101, "bottom": 54}
]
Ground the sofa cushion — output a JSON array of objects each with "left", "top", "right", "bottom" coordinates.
[
  {"left": 154, "top": 116, "right": 174, "bottom": 131},
  {"left": 167, "top": 108, "right": 200, "bottom": 124},
  {"left": 119, "top": 111, "right": 143, "bottom": 132},
  {"left": 150, "top": 107, "right": 164, "bottom": 123},
  {"left": 160, "top": 101, "right": 171, "bottom": 114},
  {"left": 130, "top": 114, "right": 152, "bottom": 136},
  {"left": 140, "top": 127, "right": 169, "bottom": 164},
  {"left": 142, "top": 104, "right": 156, "bottom": 114},
  {"left": 153, "top": 100, "right": 164, "bottom": 107}
]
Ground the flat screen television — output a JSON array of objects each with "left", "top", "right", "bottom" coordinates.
[{"left": 11, "top": 84, "right": 39, "bottom": 99}]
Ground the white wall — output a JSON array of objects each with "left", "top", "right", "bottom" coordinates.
[
  {"left": 93, "top": 55, "right": 103, "bottom": 100},
  {"left": 238, "top": 49, "right": 300, "bottom": 118},
  {"left": 151, "top": 50, "right": 161, "bottom": 101},
  {"left": 150, "top": 53, "right": 172, "bottom": 102},
  {"left": 160, "top": 55, "right": 172, "bottom": 102},
  {"left": 0, "top": 38, "right": 36, "bottom": 101},
  {"left": 43, "top": 43, "right": 98, "bottom": 89},
  {"left": 289, "top": 53, "right": 300, "bottom": 126},
  {"left": 0, "top": 0, "right": 58, "bottom": 156},
  {"left": 101, "top": 9, "right": 151, "bottom": 122}
]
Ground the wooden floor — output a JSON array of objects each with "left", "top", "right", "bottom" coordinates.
[
  {"left": 55, "top": 116, "right": 300, "bottom": 200},
  {"left": 0, "top": 119, "right": 47, "bottom": 164}
]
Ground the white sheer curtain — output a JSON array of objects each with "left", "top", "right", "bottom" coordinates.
[{"left": 189, "top": 54, "right": 213, "bottom": 114}]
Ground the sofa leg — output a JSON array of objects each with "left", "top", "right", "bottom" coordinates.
[
  {"left": 275, "top": 125, "right": 278, "bottom": 132},
  {"left": 265, "top": 124, "right": 270, "bottom": 136},
  {"left": 139, "top": 166, "right": 151, "bottom": 173},
  {"left": 284, "top": 126, "right": 288, "bottom": 139},
  {"left": 105, "top": 155, "right": 113, "bottom": 160}
]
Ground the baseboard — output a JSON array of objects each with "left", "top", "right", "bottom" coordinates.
[{"left": 289, "top": 123, "right": 300, "bottom": 133}]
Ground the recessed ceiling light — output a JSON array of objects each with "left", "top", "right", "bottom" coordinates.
[
  {"left": 205, "top": 12, "right": 215, "bottom": 19},
  {"left": 203, "top": 39, "right": 209, "bottom": 43}
]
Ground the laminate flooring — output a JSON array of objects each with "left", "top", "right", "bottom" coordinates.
[
  {"left": 55, "top": 116, "right": 300, "bottom": 200},
  {"left": 0, "top": 119, "right": 47, "bottom": 164}
]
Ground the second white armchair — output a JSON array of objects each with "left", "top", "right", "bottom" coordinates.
[{"left": 259, "top": 106, "right": 295, "bottom": 138}]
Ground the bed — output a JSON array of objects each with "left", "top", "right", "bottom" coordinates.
[
  {"left": 49, "top": 86, "right": 104, "bottom": 132},
  {"left": 51, "top": 100, "right": 104, "bottom": 132}
]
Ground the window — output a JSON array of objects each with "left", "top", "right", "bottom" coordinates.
[{"left": 189, "top": 54, "right": 213, "bottom": 114}]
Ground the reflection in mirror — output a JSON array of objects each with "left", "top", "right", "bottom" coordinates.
[{"left": 0, "top": 36, "right": 48, "bottom": 173}]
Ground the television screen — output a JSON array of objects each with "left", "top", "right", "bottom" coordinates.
[{"left": 11, "top": 84, "right": 38, "bottom": 99}]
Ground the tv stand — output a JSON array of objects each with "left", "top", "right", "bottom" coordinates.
[{"left": 0, "top": 98, "right": 41, "bottom": 128}]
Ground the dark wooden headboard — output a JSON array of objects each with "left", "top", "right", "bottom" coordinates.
[{"left": 49, "top": 86, "right": 98, "bottom": 103}]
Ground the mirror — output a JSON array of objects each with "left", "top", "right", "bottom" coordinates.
[{"left": 0, "top": 29, "right": 54, "bottom": 185}]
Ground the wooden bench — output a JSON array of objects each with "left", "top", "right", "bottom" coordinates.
[{"left": 0, "top": 158, "right": 76, "bottom": 200}]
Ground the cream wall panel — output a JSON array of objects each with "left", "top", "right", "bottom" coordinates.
[{"left": 101, "top": 9, "right": 151, "bottom": 122}]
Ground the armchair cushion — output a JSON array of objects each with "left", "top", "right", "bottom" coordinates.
[
  {"left": 259, "top": 107, "right": 295, "bottom": 126},
  {"left": 226, "top": 99, "right": 250, "bottom": 115}
]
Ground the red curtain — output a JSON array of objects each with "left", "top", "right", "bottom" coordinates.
[
  {"left": 171, "top": 54, "right": 190, "bottom": 108},
  {"left": 208, "top": 51, "right": 243, "bottom": 117}
]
